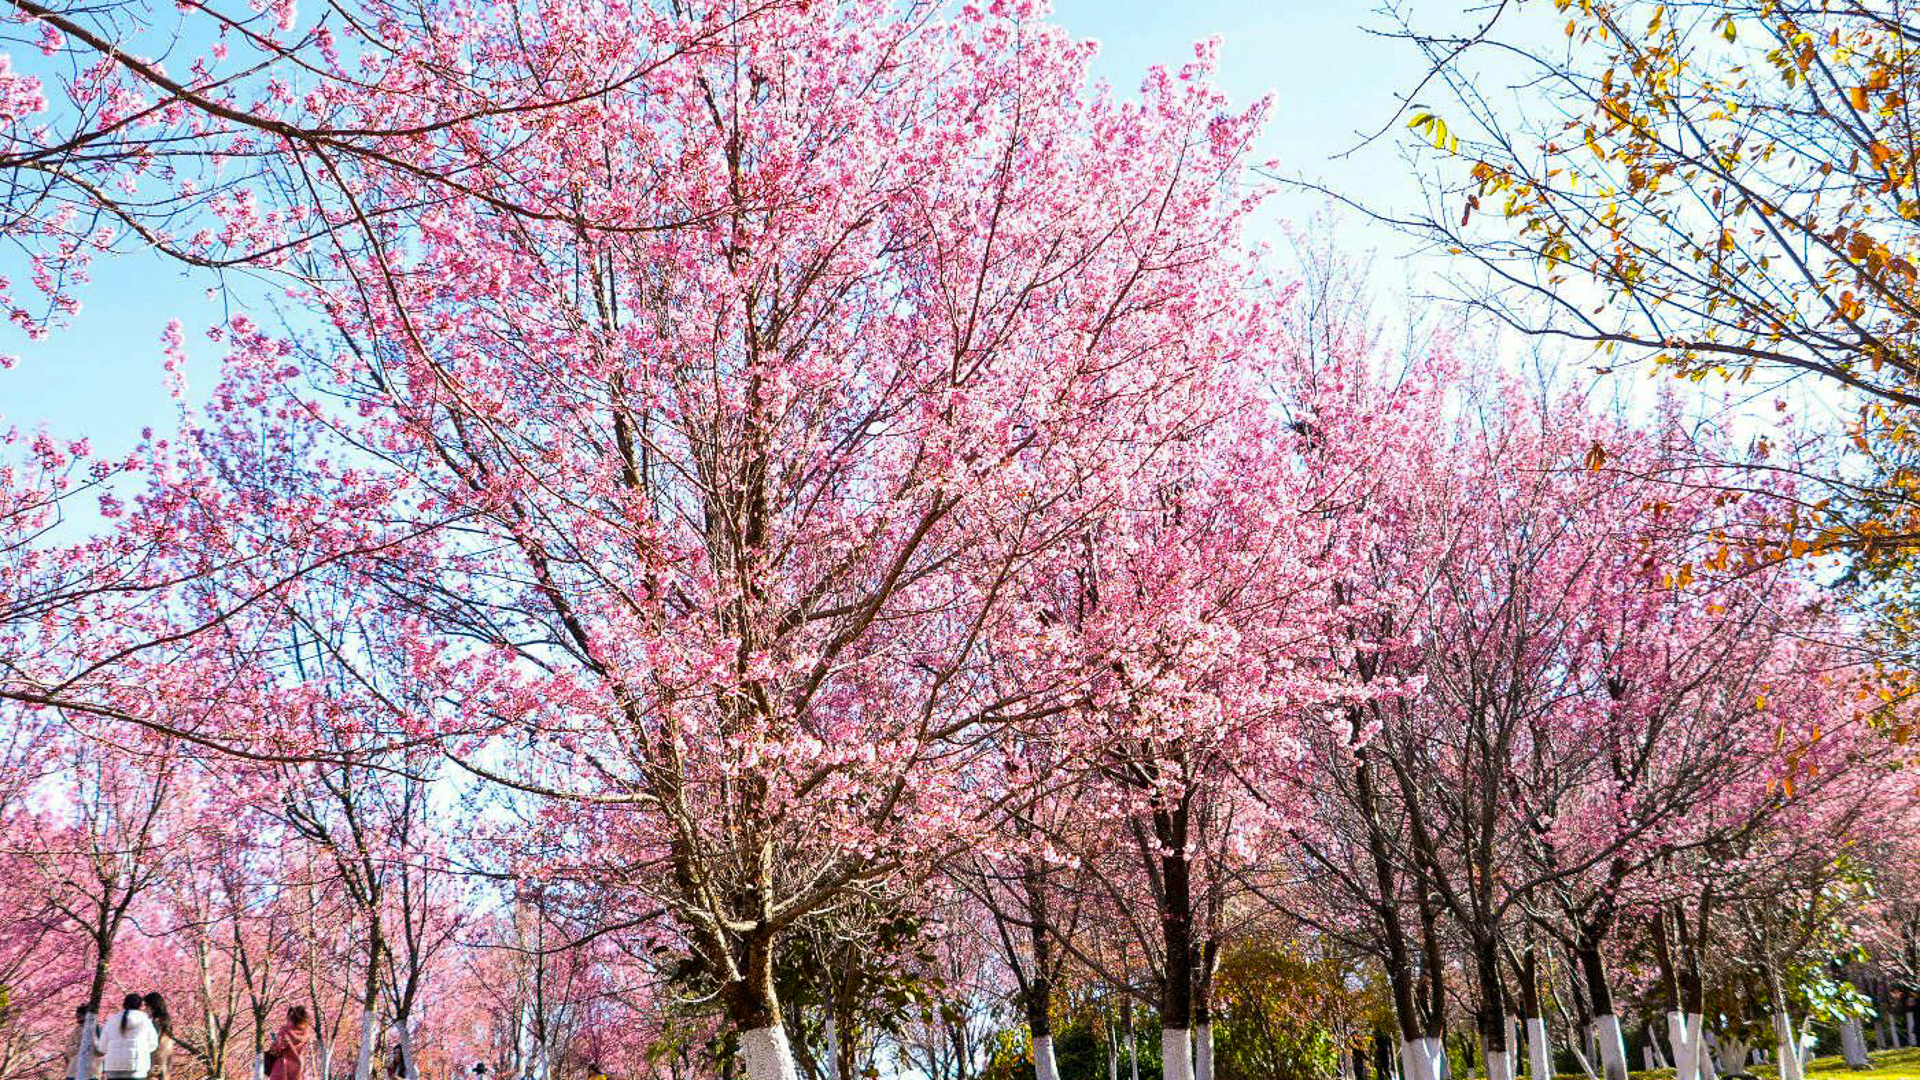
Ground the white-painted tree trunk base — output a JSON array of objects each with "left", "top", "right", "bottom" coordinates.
[
  {"left": 1485, "top": 1046, "right": 1515, "bottom": 1080},
  {"left": 398, "top": 1023, "right": 417, "bottom": 1080},
  {"left": 1773, "top": 1013, "right": 1805, "bottom": 1080},
  {"left": 69, "top": 1015, "right": 97, "bottom": 1080},
  {"left": 1568, "top": 1040, "right": 1597, "bottom": 1080},
  {"left": 1591, "top": 1015, "right": 1628, "bottom": 1080},
  {"left": 1718, "top": 1036, "right": 1750, "bottom": 1074},
  {"left": 351, "top": 1008, "right": 377, "bottom": 1080},
  {"left": 254, "top": 1052, "right": 268, "bottom": 1080},
  {"left": 1195, "top": 1025, "right": 1214, "bottom": 1080},
  {"left": 1525, "top": 1018, "right": 1552, "bottom": 1080},
  {"left": 1400, "top": 1037, "right": 1446, "bottom": 1080},
  {"left": 741, "top": 1026, "right": 800, "bottom": 1080},
  {"left": 1668, "top": 1013, "right": 1703, "bottom": 1080},
  {"left": 825, "top": 1020, "right": 842, "bottom": 1080},
  {"left": 1034, "top": 1035, "right": 1059, "bottom": 1080},
  {"left": 1162, "top": 1029, "right": 1194, "bottom": 1080},
  {"left": 1840, "top": 1018, "right": 1869, "bottom": 1068}
]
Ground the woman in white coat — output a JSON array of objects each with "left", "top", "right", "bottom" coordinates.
[{"left": 99, "top": 994, "right": 159, "bottom": 1080}]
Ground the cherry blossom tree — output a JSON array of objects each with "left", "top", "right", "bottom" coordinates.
[{"left": 164, "top": 3, "right": 1293, "bottom": 1077}]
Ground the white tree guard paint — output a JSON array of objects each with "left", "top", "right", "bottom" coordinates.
[
  {"left": 825, "top": 1020, "right": 842, "bottom": 1080},
  {"left": 398, "top": 1023, "right": 417, "bottom": 1080},
  {"left": 1034, "top": 1035, "right": 1059, "bottom": 1080},
  {"left": 1839, "top": 1018, "right": 1869, "bottom": 1068},
  {"left": 1717, "top": 1035, "right": 1750, "bottom": 1074},
  {"left": 1195, "top": 1025, "right": 1214, "bottom": 1080},
  {"left": 1484, "top": 1046, "right": 1515, "bottom": 1080},
  {"left": 1525, "top": 1018, "right": 1552, "bottom": 1080},
  {"left": 351, "top": 1009, "right": 378, "bottom": 1080},
  {"left": 1591, "top": 1015, "right": 1629, "bottom": 1080},
  {"left": 254, "top": 1050, "right": 268, "bottom": 1080},
  {"left": 1772, "top": 1013, "right": 1805, "bottom": 1080},
  {"left": 1567, "top": 1040, "right": 1597, "bottom": 1080},
  {"left": 1129, "top": 1025, "right": 1140, "bottom": 1080},
  {"left": 1667, "top": 1013, "right": 1703, "bottom": 1080},
  {"left": 1399, "top": 1037, "right": 1446, "bottom": 1080},
  {"left": 1162, "top": 1029, "right": 1194, "bottom": 1080},
  {"left": 68, "top": 1014, "right": 97, "bottom": 1080},
  {"left": 741, "top": 1026, "right": 800, "bottom": 1080}
]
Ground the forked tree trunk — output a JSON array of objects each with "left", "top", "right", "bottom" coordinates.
[
  {"left": 1716, "top": 1034, "right": 1750, "bottom": 1073},
  {"left": 1399, "top": 1038, "right": 1447, "bottom": 1080},
  {"left": 1666, "top": 1013, "right": 1705, "bottom": 1080}
]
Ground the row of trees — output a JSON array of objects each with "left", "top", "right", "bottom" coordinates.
[{"left": 0, "top": 1, "right": 1915, "bottom": 1080}]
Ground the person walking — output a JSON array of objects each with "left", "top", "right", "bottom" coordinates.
[
  {"left": 265, "top": 1006, "right": 314, "bottom": 1080},
  {"left": 66, "top": 1004, "right": 103, "bottom": 1080},
  {"left": 99, "top": 994, "right": 159, "bottom": 1080},
  {"left": 141, "top": 995, "right": 173, "bottom": 1080}
]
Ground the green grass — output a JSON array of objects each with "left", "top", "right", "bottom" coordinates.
[
  {"left": 1610, "top": 1047, "right": 1920, "bottom": 1080},
  {"left": 1801, "top": 1046, "right": 1920, "bottom": 1080}
]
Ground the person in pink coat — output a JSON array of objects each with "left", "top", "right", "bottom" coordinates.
[{"left": 264, "top": 1007, "right": 313, "bottom": 1080}]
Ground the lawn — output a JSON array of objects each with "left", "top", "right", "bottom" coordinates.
[
  {"left": 1613, "top": 1048, "right": 1920, "bottom": 1080},
  {"left": 1801, "top": 1047, "right": 1920, "bottom": 1080}
]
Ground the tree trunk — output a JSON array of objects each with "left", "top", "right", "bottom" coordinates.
[
  {"left": 1156, "top": 804, "right": 1195, "bottom": 1080},
  {"left": 1400, "top": 1038, "right": 1446, "bottom": 1080},
  {"left": 1666, "top": 1013, "right": 1704, "bottom": 1080},
  {"left": 1839, "top": 1017, "right": 1869, "bottom": 1069},
  {"left": 398, "top": 1022, "right": 417, "bottom": 1080},
  {"left": 1575, "top": 945, "right": 1627, "bottom": 1080},
  {"left": 1474, "top": 940, "right": 1511, "bottom": 1080},
  {"left": 1033, "top": 1034, "right": 1058, "bottom": 1080},
  {"left": 1771, "top": 1012, "right": 1805, "bottom": 1080},
  {"left": 1354, "top": 743, "right": 1425, "bottom": 1049},
  {"left": 1524, "top": 1019, "right": 1551, "bottom": 1080},
  {"left": 351, "top": 1006, "right": 378, "bottom": 1080},
  {"left": 720, "top": 926, "right": 798, "bottom": 1080},
  {"left": 1023, "top": 858, "right": 1059, "bottom": 1080},
  {"left": 1127, "top": 1005, "right": 1139, "bottom": 1080},
  {"left": 1716, "top": 1034, "right": 1750, "bottom": 1074},
  {"left": 68, "top": 1011, "right": 99, "bottom": 1080},
  {"left": 1194, "top": 964, "right": 1215, "bottom": 1080}
]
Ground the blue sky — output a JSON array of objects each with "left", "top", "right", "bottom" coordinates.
[{"left": 0, "top": 1, "right": 1461, "bottom": 453}]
